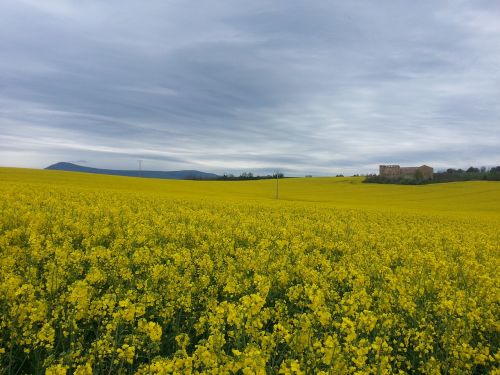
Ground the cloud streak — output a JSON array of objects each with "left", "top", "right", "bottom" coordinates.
[{"left": 1, "top": 0, "right": 499, "bottom": 175}]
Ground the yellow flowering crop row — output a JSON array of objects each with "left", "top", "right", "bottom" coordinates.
[{"left": 0, "top": 169, "right": 499, "bottom": 374}]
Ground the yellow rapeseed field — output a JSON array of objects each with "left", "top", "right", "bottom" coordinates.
[{"left": 0, "top": 168, "right": 499, "bottom": 374}]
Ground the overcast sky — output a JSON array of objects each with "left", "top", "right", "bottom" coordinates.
[{"left": 1, "top": 0, "right": 499, "bottom": 175}]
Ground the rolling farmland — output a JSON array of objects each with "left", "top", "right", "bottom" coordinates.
[{"left": 0, "top": 168, "right": 499, "bottom": 374}]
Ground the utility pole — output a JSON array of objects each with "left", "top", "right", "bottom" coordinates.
[
  {"left": 138, "top": 160, "right": 143, "bottom": 177},
  {"left": 275, "top": 169, "right": 280, "bottom": 199}
]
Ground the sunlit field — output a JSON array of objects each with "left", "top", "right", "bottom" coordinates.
[{"left": 1, "top": 168, "right": 499, "bottom": 374}]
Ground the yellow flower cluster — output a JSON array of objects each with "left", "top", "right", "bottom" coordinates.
[{"left": 0, "top": 170, "right": 499, "bottom": 374}]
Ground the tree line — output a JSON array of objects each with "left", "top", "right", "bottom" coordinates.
[
  {"left": 217, "top": 172, "right": 285, "bottom": 181},
  {"left": 364, "top": 166, "right": 500, "bottom": 185},
  {"left": 432, "top": 166, "right": 500, "bottom": 182}
]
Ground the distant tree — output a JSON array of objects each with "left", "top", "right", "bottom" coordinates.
[
  {"left": 466, "top": 166, "right": 479, "bottom": 173},
  {"left": 446, "top": 168, "right": 456, "bottom": 174},
  {"left": 414, "top": 170, "right": 424, "bottom": 181},
  {"left": 239, "top": 172, "right": 254, "bottom": 179}
]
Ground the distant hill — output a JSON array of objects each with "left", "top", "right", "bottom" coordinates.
[{"left": 45, "top": 162, "right": 219, "bottom": 180}]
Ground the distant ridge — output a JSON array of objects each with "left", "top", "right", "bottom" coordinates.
[{"left": 45, "top": 162, "right": 220, "bottom": 180}]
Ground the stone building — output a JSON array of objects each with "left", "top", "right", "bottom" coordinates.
[{"left": 379, "top": 165, "right": 433, "bottom": 179}]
